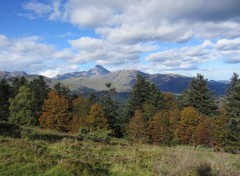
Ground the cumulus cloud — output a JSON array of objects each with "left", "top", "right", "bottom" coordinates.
[
  {"left": 146, "top": 38, "right": 240, "bottom": 70},
  {"left": 17, "top": 0, "right": 240, "bottom": 77},
  {"left": 0, "top": 34, "right": 79, "bottom": 76}
]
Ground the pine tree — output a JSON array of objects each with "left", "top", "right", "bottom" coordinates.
[
  {"left": 0, "top": 79, "right": 12, "bottom": 121},
  {"left": 39, "top": 90, "right": 71, "bottom": 132},
  {"left": 53, "top": 82, "right": 70, "bottom": 98},
  {"left": 86, "top": 103, "right": 109, "bottom": 131},
  {"left": 11, "top": 77, "right": 28, "bottom": 96},
  {"left": 100, "top": 83, "right": 119, "bottom": 135},
  {"left": 126, "top": 75, "right": 165, "bottom": 121},
  {"left": 126, "top": 111, "right": 147, "bottom": 143},
  {"left": 177, "top": 107, "right": 201, "bottom": 144},
  {"left": 224, "top": 73, "right": 240, "bottom": 145},
  {"left": 29, "top": 76, "right": 50, "bottom": 124},
  {"left": 180, "top": 74, "right": 218, "bottom": 116},
  {"left": 9, "top": 86, "right": 35, "bottom": 125}
]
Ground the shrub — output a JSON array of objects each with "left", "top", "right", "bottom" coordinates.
[{"left": 79, "top": 127, "right": 112, "bottom": 142}]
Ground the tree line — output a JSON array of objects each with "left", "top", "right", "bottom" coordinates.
[{"left": 0, "top": 73, "right": 239, "bottom": 150}]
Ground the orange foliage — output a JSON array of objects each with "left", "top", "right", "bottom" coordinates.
[
  {"left": 177, "top": 107, "right": 201, "bottom": 144},
  {"left": 39, "top": 90, "right": 71, "bottom": 132},
  {"left": 127, "top": 111, "right": 147, "bottom": 143},
  {"left": 194, "top": 117, "right": 214, "bottom": 147},
  {"left": 148, "top": 112, "right": 170, "bottom": 145}
]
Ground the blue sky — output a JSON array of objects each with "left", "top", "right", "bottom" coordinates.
[{"left": 0, "top": 0, "right": 240, "bottom": 80}]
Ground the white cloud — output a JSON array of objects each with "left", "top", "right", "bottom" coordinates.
[{"left": 23, "top": 1, "right": 52, "bottom": 16}]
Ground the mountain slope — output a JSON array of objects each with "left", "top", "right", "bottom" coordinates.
[{"left": 0, "top": 65, "right": 228, "bottom": 95}]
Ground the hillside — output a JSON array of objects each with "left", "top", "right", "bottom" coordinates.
[
  {"left": 0, "top": 65, "right": 228, "bottom": 95},
  {"left": 0, "top": 125, "right": 239, "bottom": 176}
]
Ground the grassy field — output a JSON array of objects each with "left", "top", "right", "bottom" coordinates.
[{"left": 0, "top": 127, "right": 239, "bottom": 176}]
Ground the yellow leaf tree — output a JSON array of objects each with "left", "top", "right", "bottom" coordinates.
[
  {"left": 39, "top": 90, "right": 71, "bottom": 132},
  {"left": 177, "top": 107, "right": 201, "bottom": 144},
  {"left": 86, "top": 103, "right": 109, "bottom": 131}
]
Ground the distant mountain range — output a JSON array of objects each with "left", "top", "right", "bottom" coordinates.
[{"left": 0, "top": 65, "right": 228, "bottom": 96}]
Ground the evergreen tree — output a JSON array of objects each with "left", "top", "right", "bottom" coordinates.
[
  {"left": 39, "top": 90, "right": 71, "bottom": 132},
  {"left": 29, "top": 76, "right": 50, "bottom": 124},
  {"left": 0, "top": 79, "right": 12, "bottom": 121},
  {"left": 54, "top": 82, "right": 70, "bottom": 98},
  {"left": 100, "top": 83, "right": 119, "bottom": 135},
  {"left": 11, "top": 77, "right": 28, "bottom": 96},
  {"left": 9, "top": 86, "right": 35, "bottom": 125},
  {"left": 126, "top": 75, "right": 164, "bottom": 121},
  {"left": 224, "top": 73, "right": 240, "bottom": 145},
  {"left": 180, "top": 74, "right": 218, "bottom": 116}
]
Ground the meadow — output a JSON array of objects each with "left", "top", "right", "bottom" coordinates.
[{"left": 0, "top": 124, "right": 239, "bottom": 176}]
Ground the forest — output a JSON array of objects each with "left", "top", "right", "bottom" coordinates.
[{"left": 0, "top": 73, "right": 239, "bottom": 152}]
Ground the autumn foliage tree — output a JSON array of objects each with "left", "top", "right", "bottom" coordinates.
[
  {"left": 194, "top": 117, "right": 214, "bottom": 147},
  {"left": 71, "top": 96, "right": 90, "bottom": 132},
  {"left": 39, "top": 90, "right": 71, "bottom": 132},
  {"left": 126, "top": 111, "right": 147, "bottom": 143},
  {"left": 177, "top": 107, "right": 201, "bottom": 144},
  {"left": 86, "top": 103, "right": 109, "bottom": 131},
  {"left": 147, "top": 111, "right": 171, "bottom": 145}
]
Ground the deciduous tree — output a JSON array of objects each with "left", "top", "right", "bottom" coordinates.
[
  {"left": 9, "top": 86, "right": 35, "bottom": 125},
  {"left": 39, "top": 90, "right": 71, "bottom": 131}
]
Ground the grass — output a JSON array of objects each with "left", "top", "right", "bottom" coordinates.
[{"left": 0, "top": 127, "right": 239, "bottom": 176}]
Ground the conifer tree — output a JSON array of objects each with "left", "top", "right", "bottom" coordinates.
[
  {"left": 9, "top": 86, "right": 35, "bottom": 125},
  {"left": 224, "top": 73, "right": 240, "bottom": 145},
  {"left": 86, "top": 103, "right": 109, "bottom": 131},
  {"left": 100, "top": 83, "right": 119, "bottom": 135},
  {"left": 53, "top": 82, "right": 70, "bottom": 98},
  {"left": 0, "top": 79, "right": 12, "bottom": 121},
  {"left": 29, "top": 76, "right": 50, "bottom": 124},
  {"left": 11, "top": 77, "right": 28, "bottom": 96},
  {"left": 39, "top": 90, "right": 71, "bottom": 131},
  {"left": 126, "top": 75, "right": 164, "bottom": 121},
  {"left": 180, "top": 74, "right": 218, "bottom": 116}
]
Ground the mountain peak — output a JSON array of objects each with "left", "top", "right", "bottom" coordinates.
[{"left": 87, "top": 65, "right": 111, "bottom": 77}]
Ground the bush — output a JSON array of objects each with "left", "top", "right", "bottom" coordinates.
[
  {"left": 0, "top": 121, "right": 21, "bottom": 137},
  {"left": 79, "top": 127, "right": 112, "bottom": 142}
]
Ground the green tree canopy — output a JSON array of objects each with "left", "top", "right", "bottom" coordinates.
[
  {"left": 224, "top": 73, "right": 240, "bottom": 144},
  {"left": 0, "top": 79, "right": 12, "bottom": 121},
  {"left": 9, "top": 86, "right": 35, "bottom": 125},
  {"left": 29, "top": 76, "right": 50, "bottom": 124},
  {"left": 126, "top": 75, "right": 165, "bottom": 121},
  {"left": 179, "top": 74, "right": 218, "bottom": 116}
]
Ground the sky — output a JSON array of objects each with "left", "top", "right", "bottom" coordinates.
[{"left": 0, "top": 0, "right": 240, "bottom": 80}]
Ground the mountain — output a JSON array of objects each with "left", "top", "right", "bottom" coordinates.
[
  {"left": 59, "top": 66, "right": 227, "bottom": 95},
  {"left": 0, "top": 65, "right": 228, "bottom": 96},
  {"left": 86, "top": 65, "right": 111, "bottom": 77},
  {"left": 55, "top": 65, "right": 111, "bottom": 80},
  {"left": 0, "top": 71, "right": 28, "bottom": 79}
]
